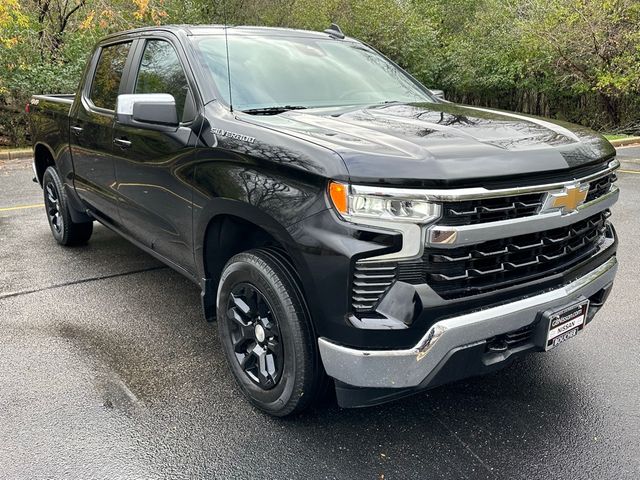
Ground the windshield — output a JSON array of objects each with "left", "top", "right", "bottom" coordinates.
[{"left": 190, "top": 34, "right": 433, "bottom": 111}]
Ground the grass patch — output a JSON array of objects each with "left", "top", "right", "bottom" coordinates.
[
  {"left": 603, "top": 134, "right": 632, "bottom": 141},
  {"left": 0, "top": 146, "right": 30, "bottom": 151}
]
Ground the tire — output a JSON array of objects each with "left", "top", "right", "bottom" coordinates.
[
  {"left": 42, "top": 166, "right": 93, "bottom": 246},
  {"left": 217, "top": 248, "right": 325, "bottom": 416}
]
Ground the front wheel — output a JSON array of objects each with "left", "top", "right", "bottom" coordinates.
[
  {"left": 217, "top": 248, "right": 325, "bottom": 416},
  {"left": 42, "top": 166, "right": 93, "bottom": 246}
]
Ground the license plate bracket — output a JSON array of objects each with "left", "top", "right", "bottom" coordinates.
[{"left": 544, "top": 299, "right": 590, "bottom": 351}]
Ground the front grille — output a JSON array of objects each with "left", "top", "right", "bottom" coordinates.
[
  {"left": 350, "top": 169, "right": 617, "bottom": 312},
  {"left": 351, "top": 262, "right": 397, "bottom": 311},
  {"left": 398, "top": 211, "right": 610, "bottom": 299},
  {"left": 440, "top": 172, "right": 616, "bottom": 226},
  {"left": 586, "top": 172, "right": 616, "bottom": 203},
  {"left": 441, "top": 193, "right": 544, "bottom": 226}
]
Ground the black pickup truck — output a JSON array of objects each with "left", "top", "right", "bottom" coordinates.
[{"left": 29, "top": 25, "right": 619, "bottom": 416}]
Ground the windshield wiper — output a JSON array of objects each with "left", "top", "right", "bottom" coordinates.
[{"left": 241, "top": 105, "right": 308, "bottom": 115}]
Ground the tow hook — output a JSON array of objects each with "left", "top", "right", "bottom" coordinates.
[{"left": 486, "top": 338, "right": 508, "bottom": 353}]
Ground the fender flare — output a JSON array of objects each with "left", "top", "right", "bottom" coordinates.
[
  {"left": 195, "top": 197, "right": 314, "bottom": 284},
  {"left": 194, "top": 198, "right": 320, "bottom": 323}
]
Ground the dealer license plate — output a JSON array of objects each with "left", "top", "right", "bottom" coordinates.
[{"left": 545, "top": 300, "right": 589, "bottom": 351}]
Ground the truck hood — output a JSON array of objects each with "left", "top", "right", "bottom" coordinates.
[{"left": 244, "top": 102, "right": 615, "bottom": 186}]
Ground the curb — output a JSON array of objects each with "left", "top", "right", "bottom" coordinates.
[
  {"left": 0, "top": 148, "right": 32, "bottom": 161},
  {"left": 609, "top": 137, "right": 640, "bottom": 147}
]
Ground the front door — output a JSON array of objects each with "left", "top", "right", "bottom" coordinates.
[
  {"left": 70, "top": 40, "right": 134, "bottom": 225},
  {"left": 112, "top": 37, "right": 200, "bottom": 274}
]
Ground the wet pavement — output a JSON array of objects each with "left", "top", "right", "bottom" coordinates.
[
  {"left": 617, "top": 144, "right": 640, "bottom": 171},
  {"left": 1, "top": 156, "right": 639, "bottom": 479}
]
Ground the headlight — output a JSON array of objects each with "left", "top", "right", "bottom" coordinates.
[{"left": 328, "top": 181, "right": 441, "bottom": 224}]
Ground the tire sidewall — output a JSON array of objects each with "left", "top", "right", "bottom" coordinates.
[{"left": 217, "top": 256, "right": 305, "bottom": 414}]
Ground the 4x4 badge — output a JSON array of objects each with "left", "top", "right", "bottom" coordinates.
[{"left": 544, "top": 183, "right": 589, "bottom": 214}]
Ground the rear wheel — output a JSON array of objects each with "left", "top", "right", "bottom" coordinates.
[
  {"left": 217, "top": 248, "right": 325, "bottom": 416},
  {"left": 42, "top": 166, "right": 93, "bottom": 246}
]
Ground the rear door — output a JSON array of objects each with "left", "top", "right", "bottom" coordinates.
[
  {"left": 70, "top": 39, "right": 135, "bottom": 224},
  {"left": 111, "top": 35, "right": 200, "bottom": 274}
]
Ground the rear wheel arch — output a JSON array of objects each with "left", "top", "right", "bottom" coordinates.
[
  {"left": 34, "top": 143, "right": 56, "bottom": 185},
  {"left": 34, "top": 142, "right": 92, "bottom": 223}
]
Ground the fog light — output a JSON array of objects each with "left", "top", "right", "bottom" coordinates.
[{"left": 431, "top": 229, "right": 457, "bottom": 244}]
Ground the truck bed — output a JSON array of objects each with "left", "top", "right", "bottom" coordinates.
[{"left": 29, "top": 94, "right": 75, "bottom": 164}]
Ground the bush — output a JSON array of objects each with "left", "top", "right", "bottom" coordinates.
[{"left": 1, "top": 0, "right": 638, "bottom": 147}]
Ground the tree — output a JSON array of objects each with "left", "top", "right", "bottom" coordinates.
[
  {"left": 518, "top": 0, "right": 640, "bottom": 126},
  {"left": 1, "top": 0, "right": 639, "bottom": 146}
]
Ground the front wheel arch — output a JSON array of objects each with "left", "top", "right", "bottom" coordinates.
[{"left": 195, "top": 200, "right": 315, "bottom": 308}]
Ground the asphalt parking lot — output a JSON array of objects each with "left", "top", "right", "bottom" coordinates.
[{"left": 1, "top": 150, "right": 639, "bottom": 479}]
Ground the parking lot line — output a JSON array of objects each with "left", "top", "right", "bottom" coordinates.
[
  {"left": 0, "top": 203, "right": 43, "bottom": 212},
  {"left": 618, "top": 169, "right": 640, "bottom": 174}
]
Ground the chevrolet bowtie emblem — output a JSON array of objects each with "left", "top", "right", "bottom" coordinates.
[{"left": 548, "top": 183, "right": 589, "bottom": 214}]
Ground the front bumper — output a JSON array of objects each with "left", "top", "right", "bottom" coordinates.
[{"left": 319, "top": 255, "right": 617, "bottom": 390}]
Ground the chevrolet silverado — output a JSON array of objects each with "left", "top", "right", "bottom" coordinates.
[{"left": 29, "top": 24, "right": 619, "bottom": 416}]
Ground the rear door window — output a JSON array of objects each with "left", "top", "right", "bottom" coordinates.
[{"left": 89, "top": 42, "right": 132, "bottom": 110}]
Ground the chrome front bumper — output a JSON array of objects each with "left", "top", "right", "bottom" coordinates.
[{"left": 318, "top": 256, "right": 617, "bottom": 389}]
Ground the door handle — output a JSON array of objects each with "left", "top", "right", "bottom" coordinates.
[
  {"left": 113, "top": 137, "right": 132, "bottom": 149},
  {"left": 71, "top": 126, "right": 83, "bottom": 136}
]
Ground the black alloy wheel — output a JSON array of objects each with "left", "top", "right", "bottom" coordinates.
[
  {"left": 227, "top": 283, "right": 284, "bottom": 389},
  {"left": 42, "top": 166, "right": 93, "bottom": 246},
  {"left": 44, "top": 181, "right": 63, "bottom": 235},
  {"left": 216, "top": 248, "right": 327, "bottom": 416}
]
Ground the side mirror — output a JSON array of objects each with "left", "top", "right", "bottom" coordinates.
[
  {"left": 429, "top": 89, "right": 445, "bottom": 101},
  {"left": 116, "top": 93, "right": 178, "bottom": 128}
]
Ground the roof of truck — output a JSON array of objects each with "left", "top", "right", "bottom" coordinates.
[{"left": 102, "top": 24, "right": 346, "bottom": 41}]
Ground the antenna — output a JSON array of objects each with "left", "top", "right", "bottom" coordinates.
[
  {"left": 324, "top": 23, "right": 345, "bottom": 39},
  {"left": 223, "top": 3, "right": 233, "bottom": 112}
]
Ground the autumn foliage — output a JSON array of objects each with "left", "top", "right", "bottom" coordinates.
[{"left": 0, "top": 0, "right": 638, "bottom": 146}]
